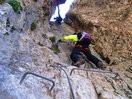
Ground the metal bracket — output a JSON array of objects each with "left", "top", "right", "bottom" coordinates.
[
  {"left": 59, "top": 67, "right": 76, "bottom": 99},
  {"left": 19, "top": 72, "right": 55, "bottom": 92},
  {"left": 70, "top": 68, "right": 118, "bottom": 78},
  {"left": 51, "top": 66, "right": 76, "bottom": 99}
]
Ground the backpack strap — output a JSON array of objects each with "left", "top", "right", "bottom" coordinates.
[
  {"left": 79, "top": 33, "right": 85, "bottom": 41},
  {"left": 79, "top": 32, "right": 91, "bottom": 41}
]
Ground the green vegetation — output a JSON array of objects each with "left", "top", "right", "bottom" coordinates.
[
  {"left": 51, "top": 44, "right": 60, "bottom": 54},
  {"left": 31, "top": 21, "right": 37, "bottom": 31},
  {"left": 8, "top": 0, "right": 21, "bottom": 13},
  {"left": 49, "top": 36, "right": 60, "bottom": 54},
  {"left": 0, "top": 0, "right": 5, "bottom": 4},
  {"left": 49, "top": 36, "right": 56, "bottom": 43}
]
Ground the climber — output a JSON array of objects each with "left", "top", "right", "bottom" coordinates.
[
  {"left": 54, "top": 0, "right": 66, "bottom": 5},
  {"left": 50, "top": 0, "right": 66, "bottom": 25},
  {"left": 58, "top": 32, "right": 105, "bottom": 69},
  {"left": 54, "top": 14, "right": 62, "bottom": 25}
]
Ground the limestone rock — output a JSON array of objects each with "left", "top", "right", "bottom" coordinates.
[{"left": 0, "top": 1, "right": 131, "bottom": 99}]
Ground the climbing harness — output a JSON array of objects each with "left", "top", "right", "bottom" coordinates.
[
  {"left": 50, "top": 65, "right": 76, "bottom": 99},
  {"left": 20, "top": 72, "right": 55, "bottom": 92}
]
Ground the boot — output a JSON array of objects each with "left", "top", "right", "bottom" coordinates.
[
  {"left": 97, "top": 62, "right": 105, "bottom": 70},
  {"left": 74, "top": 58, "right": 85, "bottom": 67}
]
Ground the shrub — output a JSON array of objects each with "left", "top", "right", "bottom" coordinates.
[
  {"left": 51, "top": 43, "right": 60, "bottom": 54},
  {"left": 8, "top": 0, "right": 21, "bottom": 13},
  {"left": 49, "top": 36, "right": 56, "bottom": 43},
  {"left": 49, "top": 36, "right": 60, "bottom": 54},
  {"left": 0, "top": 0, "right": 5, "bottom": 4},
  {"left": 52, "top": 46, "right": 60, "bottom": 54},
  {"left": 31, "top": 21, "right": 37, "bottom": 31}
]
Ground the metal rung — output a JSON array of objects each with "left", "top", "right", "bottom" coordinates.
[
  {"left": 70, "top": 68, "right": 118, "bottom": 77},
  {"left": 51, "top": 66, "right": 76, "bottom": 99},
  {"left": 20, "top": 72, "right": 55, "bottom": 92}
]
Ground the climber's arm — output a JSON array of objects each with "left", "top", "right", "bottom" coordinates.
[{"left": 60, "top": 35, "right": 78, "bottom": 42}]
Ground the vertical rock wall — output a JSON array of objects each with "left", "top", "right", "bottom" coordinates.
[
  {"left": 68, "top": 0, "right": 132, "bottom": 64},
  {"left": 0, "top": 0, "right": 131, "bottom": 99}
]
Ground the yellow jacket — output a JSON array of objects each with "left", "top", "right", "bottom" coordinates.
[{"left": 61, "top": 35, "right": 78, "bottom": 43}]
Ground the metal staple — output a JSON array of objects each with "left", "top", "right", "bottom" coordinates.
[
  {"left": 51, "top": 66, "right": 76, "bottom": 99},
  {"left": 20, "top": 72, "right": 55, "bottom": 92},
  {"left": 70, "top": 68, "right": 118, "bottom": 78}
]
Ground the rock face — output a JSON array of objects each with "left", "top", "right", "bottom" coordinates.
[
  {"left": 0, "top": 0, "right": 131, "bottom": 99},
  {"left": 69, "top": 0, "right": 132, "bottom": 64}
]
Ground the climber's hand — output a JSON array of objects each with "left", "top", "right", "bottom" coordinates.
[{"left": 58, "top": 39, "right": 62, "bottom": 43}]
